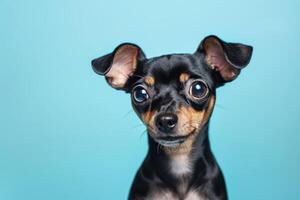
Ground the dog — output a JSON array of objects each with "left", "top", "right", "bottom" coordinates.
[{"left": 91, "top": 35, "right": 253, "bottom": 200}]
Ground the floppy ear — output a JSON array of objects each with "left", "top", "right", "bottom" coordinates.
[
  {"left": 91, "top": 43, "right": 146, "bottom": 89},
  {"left": 196, "top": 35, "right": 253, "bottom": 84}
]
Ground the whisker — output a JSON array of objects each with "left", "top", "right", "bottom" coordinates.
[
  {"left": 139, "top": 129, "right": 147, "bottom": 139},
  {"left": 131, "top": 123, "right": 146, "bottom": 129},
  {"left": 181, "top": 121, "right": 201, "bottom": 128},
  {"left": 122, "top": 110, "right": 133, "bottom": 118},
  {"left": 215, "top": 103, "right": 225, "bottom": 110}
]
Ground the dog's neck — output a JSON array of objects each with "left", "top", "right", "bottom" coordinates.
[{"left": 146, "top": 123, "right": 217, "bottom": 186}]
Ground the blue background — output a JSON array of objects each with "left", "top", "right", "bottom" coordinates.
[{"left": 1, "top": 0, "right": 299, "bottom": 199}]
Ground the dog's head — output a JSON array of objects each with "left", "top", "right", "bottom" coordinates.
[{"left": 92, "top": 35, "right": 252, "bottom": 149}]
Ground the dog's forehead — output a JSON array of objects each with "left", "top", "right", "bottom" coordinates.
[
  {"left": 141, "top": 54, "right": 212, "bottom": 85},
  {"left": 145, "top": 54, "right": 197, "bottom": 72}
]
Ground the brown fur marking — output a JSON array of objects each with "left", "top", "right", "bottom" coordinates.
[
  {"left": 179, "top": 73, "right": 190, "bottom": 83},
  {"left": 164, "top": 95, "right": 216, "bottom": 155},
  {"left": 144, "top": 76, "right": 155, "bottom": 86},
  {"left": 141, "top": 110, "right": 156, "bottom": 132}
]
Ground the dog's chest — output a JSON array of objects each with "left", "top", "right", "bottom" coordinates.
[
  {"left": 169, "top": 154, "right": 192, "bottom": 177},
  {"left": 146, "top": 155, "right": 207, "bottom": 200}
]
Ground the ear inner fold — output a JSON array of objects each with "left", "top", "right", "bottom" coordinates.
[
  {"left": 106, "top": 45, "right": 139, "bottom": 89},
  {"left": 204, "top": 37, "right": 239, "bottom": 81}
]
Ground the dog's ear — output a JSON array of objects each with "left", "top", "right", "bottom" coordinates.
[
  {"left": 196, "top": 35, "right": 253, "bottom": 84},
  {"left": 92, "top": 43, "right": 146, "bottom": 89}
]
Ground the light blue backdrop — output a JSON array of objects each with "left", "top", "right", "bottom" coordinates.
[{"left": 1, "top": 0, "right": 299, "bottom": 199}]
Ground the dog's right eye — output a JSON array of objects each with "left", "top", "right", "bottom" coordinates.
[
  {"left": 132, "top": 85, "right": 149, "bottom": 103},
  {"left": 187, "top": 79, "right": 209, "bottom": 101}
]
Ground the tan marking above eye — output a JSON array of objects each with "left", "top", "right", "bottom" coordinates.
[
  {"left": 144, "top": 76, "right": 155, "bottom": 86},
  {"left": 179, "top": 73, "right": 190, "bottom": 83}
]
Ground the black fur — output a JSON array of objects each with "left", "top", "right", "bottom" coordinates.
[{"left": 92, "top": 35, "right": 253, "bottom": 200}]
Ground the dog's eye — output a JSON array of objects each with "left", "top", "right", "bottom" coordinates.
[
  {"left": 132, "top": 85, "right": 149, "bottom": 103},
  {"left": 189, "top": 80, "right": 209, "bottom": 99}
]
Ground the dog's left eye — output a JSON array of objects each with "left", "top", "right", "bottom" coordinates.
[
  {"left": 189, "top": 80, "right": 209, "bottom": 100},
  {"left": 132, "top": 85, "right": 149, "bottom": 103}
]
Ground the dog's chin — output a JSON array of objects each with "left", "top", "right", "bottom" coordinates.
[{"left": 153, "top": 136, "right": 187, "bottom": 147}]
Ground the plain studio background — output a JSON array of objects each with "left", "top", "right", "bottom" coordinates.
[{"left": 0, "top": 0, "right": 299, "bottom": 199}]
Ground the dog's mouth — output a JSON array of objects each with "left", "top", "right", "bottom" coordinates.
[
  {"left": 151, "top": 128, "right": 197, "bottom": 147},
  {"left": 154, "top": 135, "right": 188, "bottom": 147}
]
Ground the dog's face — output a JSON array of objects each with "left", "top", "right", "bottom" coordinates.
[
  {"left": 92, "top": 35, "right": 252, "bottom": 148},
  {"left": 128, "top": 54, "right": 217, "bottom": 148}
]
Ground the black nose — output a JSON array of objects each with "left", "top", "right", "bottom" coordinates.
[{"left": 155, "top": 113, "right": 178, "bottom": 133}]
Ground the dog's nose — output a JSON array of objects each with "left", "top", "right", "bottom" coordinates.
[{"left": 155, "top": 113, "right": 178, "bottom": 133}]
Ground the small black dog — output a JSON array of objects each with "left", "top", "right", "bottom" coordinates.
[{"left": 92, "top": 35, "right": 252, "bottom": 200}]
